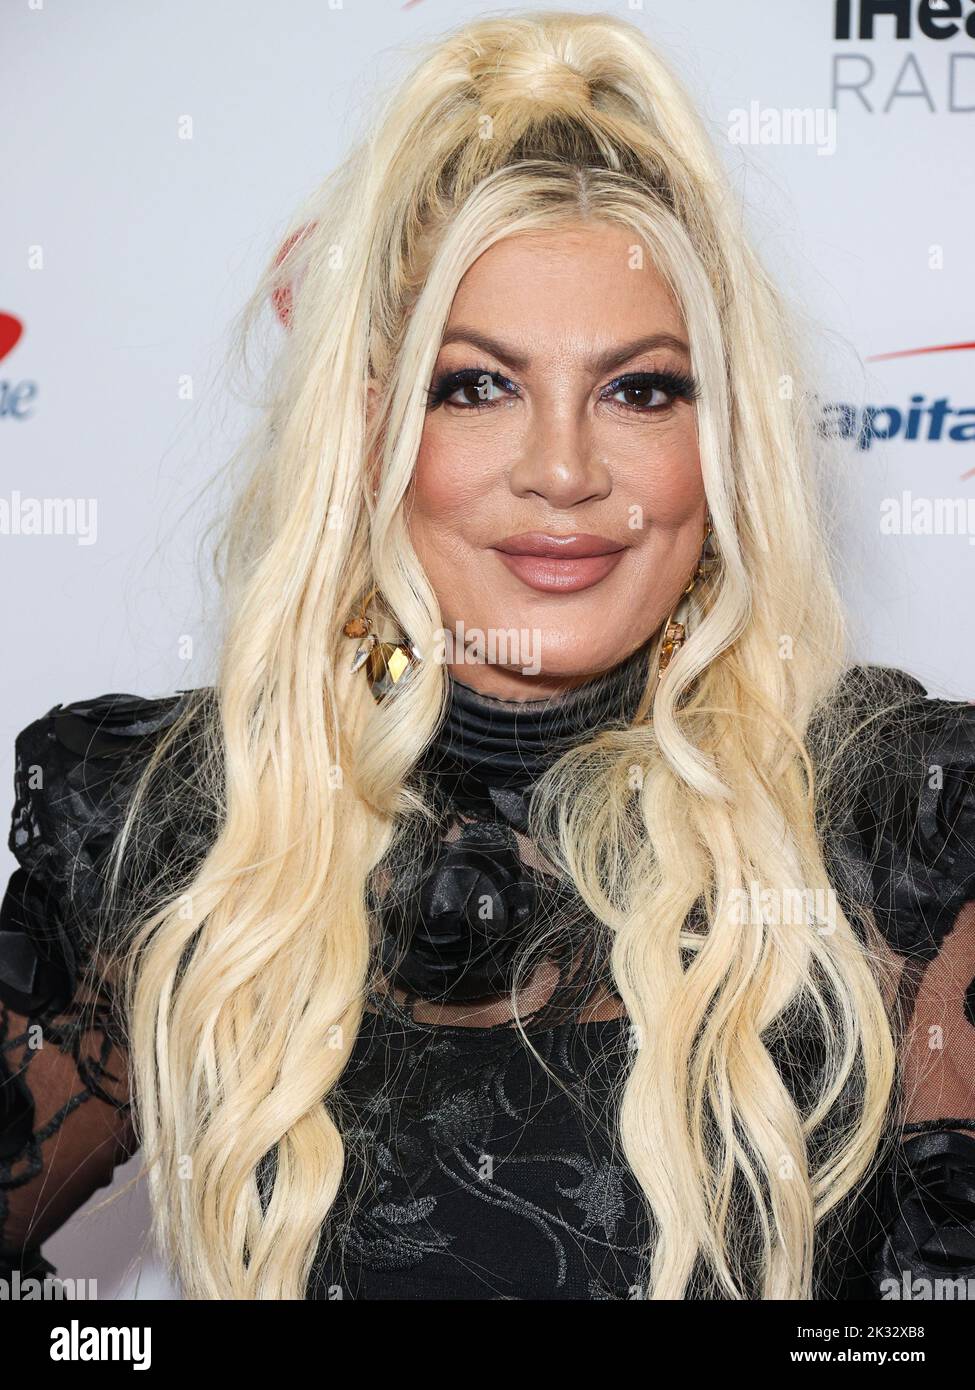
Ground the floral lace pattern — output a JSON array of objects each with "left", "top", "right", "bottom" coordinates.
[
  {"left": 309, "top": 1008, "right": 650, "bottom": 1300},
  {"left": 0, "top": 668, "right": 973, "bottom": 1298}
]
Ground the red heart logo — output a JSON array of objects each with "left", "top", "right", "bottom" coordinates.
[{"left": 0, "top": 314, "right": 24, "bottom": 363}]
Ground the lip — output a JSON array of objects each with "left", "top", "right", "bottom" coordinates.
[
  {"left": 490, "top": 532, "right": 627, "bottom": 594},
  {"left": 493, "top": 531, "right": 626, "bottom": 558}
]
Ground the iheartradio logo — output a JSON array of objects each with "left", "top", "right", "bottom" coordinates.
[
  {"left": 0, "top": 314, "right": 23, "bottom": 363},
  {"left": 0, "top": 313, "right": 35, "bottom": 420}
]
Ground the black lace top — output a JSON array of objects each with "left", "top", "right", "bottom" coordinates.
[{"left": 2, "top": 660, "right": 974, "bottom": 1300}]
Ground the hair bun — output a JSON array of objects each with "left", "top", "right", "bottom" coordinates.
[{"left": 469, "top": 48, "right": 591, "bottom": 112}]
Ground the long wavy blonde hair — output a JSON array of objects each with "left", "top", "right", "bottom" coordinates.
[{"left": 98, "top": 10, "right": 904, "bottom": 1299}]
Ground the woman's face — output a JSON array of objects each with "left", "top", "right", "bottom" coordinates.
[{"left": 406, "top": 220, "right": 707, "bottom": 699}]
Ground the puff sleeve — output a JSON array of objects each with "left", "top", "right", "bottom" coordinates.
[
  {"left": 831, "top": 676, "right": 975, "bottom": 1298},
  {"left": 0, "top": 692, "right": 188, "bottom": 1281}
]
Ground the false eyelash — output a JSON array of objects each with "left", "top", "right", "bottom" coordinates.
[
  {"left": 423, "top": 364, "right": 702, "bottom": 412},
  {"left": 424, "top": 367, "right": 517, "bottom": 411},
  {"left": 601, "top": 369, "right": 701, "bottom": 407}
]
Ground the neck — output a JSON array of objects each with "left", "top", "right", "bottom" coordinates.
[{"left": 427, "top": 643, "right": 652, "bottom": 799}]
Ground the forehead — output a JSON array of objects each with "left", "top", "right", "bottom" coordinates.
[{"left": 443, "top": 222, "right": 686, "bottom": 346}]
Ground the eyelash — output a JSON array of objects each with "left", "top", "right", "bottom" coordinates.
[{"left": 423, "top": 365, "right": 701, "bottom": 414}]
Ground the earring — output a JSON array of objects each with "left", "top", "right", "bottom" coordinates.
[
  {"left": 657, "top": 515, "right": 718, "bottom": 682},
  {"left": 343, "top": 585, "right": 422, "bottom": 702}
]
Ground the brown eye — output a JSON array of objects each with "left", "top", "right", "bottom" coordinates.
[
  {"left": 425, "top": 368, "right": 518, "bottom": 411},
  {"left": 448, "top": 373, "right": 499, "bottom": 406},
  {"left": 601, "top": 369, "right": 700, "bottom": 413},
  {"left": 611, "top": 381, "right": 668, "bottom": 409}
]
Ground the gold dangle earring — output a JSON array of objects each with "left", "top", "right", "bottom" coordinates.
[
  {"left": 343, "top": 585, "right": 423, "bottom": 703},
  {"left": 657, "top": 514, "right": 718, "bottom": 682}
]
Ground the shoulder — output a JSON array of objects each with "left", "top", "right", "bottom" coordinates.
[
  {"left": 13, "top": 687, "right": 196, "bottom": 783},
  {"left": 812, "top": 663, "right": 975, "bottom": 958},
  {"left": 0, "top": 688, "right": 211, "bottom": 1013},
  {"left": 9, "top": 689, "right": 204, "bottom": 874}
]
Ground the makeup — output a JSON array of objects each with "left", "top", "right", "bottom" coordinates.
[{"left": 491, "top": 531, "right": 627, "bottom": 594}]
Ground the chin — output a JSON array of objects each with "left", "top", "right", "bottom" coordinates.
[
  {"left": 444, "top": 625, "right": 646, "bottom": 687},
  {"left": 529, "top": 638, "right": 648, "bottom": 682}
]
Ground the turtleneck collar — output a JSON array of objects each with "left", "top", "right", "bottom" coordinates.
[{"left": 422, "top": 643, "right": 652, "bottom": 809}]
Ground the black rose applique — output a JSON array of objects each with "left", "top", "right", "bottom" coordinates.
[
  {"left": 870, "top": 705, "right": 975, "bottom": 958},
  {"left": 379, "top": 818, "right": 540, "bottom": 1004},
  {"left": 875, "top": 1130, "right": 975, "bottom": 1290}
]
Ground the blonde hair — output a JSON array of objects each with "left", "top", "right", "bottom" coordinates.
[{"left": 99, "top": 10, "right": 903, "bottom": 1299}]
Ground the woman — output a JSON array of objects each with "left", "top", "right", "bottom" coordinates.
[{"left": 1, "top": 10, "right": 973, "bottom": 1302}]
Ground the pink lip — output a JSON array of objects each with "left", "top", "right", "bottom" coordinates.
[
  {"left": 491, "top": 532, "right": 627, "bottom": 594},
  {"left": 493, "top": 531, "right": 625, "bottom": 558}
]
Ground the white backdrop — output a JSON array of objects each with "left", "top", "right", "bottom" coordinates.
[{"left": 1, "top": 0, "right": 973, "bottom": 1298}]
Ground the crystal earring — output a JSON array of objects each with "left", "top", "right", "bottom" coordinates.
[
  {"left": 657, "top": 515, "right": 718, "bottom": 682},
  {"left": 343, "top": 585, "right": 422, "bottom": 702}
]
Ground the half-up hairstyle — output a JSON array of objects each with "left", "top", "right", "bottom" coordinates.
[{"left": 95, "top": 10, "right": 906, "bottom": 1299}]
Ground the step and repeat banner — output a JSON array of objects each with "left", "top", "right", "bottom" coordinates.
[{"left": 1, "top": 0, "right": 972, "bottom": 1298}]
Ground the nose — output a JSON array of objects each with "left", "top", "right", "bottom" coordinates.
[{"left": 507, "top": 410, "right": 613, "bottom": 509}]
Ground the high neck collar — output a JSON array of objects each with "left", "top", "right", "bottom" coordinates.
[{"left": 423, "top": 644, "right": 652, "bottom": 803}]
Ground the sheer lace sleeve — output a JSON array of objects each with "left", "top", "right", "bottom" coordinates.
[
  {"left": 0, "top": 693, "right": 187, "bottom": 1281},
  {"left": 834, "top": 681, "right": 975, "bottom": 1296}
]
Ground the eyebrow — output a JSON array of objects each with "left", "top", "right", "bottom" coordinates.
[{"left": 437, "top": 328, "right": 692, "bottom": 375}]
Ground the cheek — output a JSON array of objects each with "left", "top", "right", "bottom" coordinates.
[
  {"left": 407, "top": 425, "right": 499, "bottom": 599},
  {"left": 409, "top": 423, "right": 493, "bottom": 527},
  {"left": 612, "top": 417, "right": 704, "bottom": 527}
]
